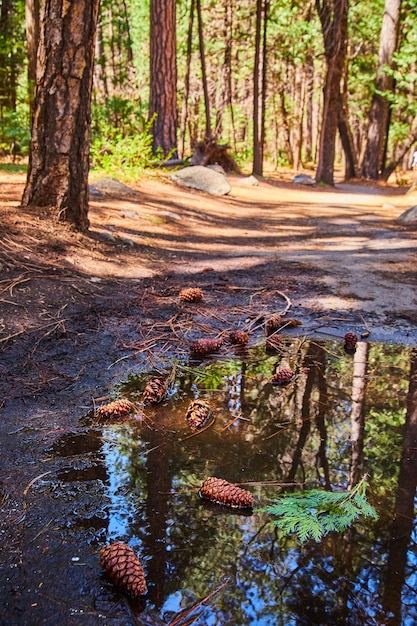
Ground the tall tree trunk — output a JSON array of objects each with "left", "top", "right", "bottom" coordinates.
[
  {"left": 178, "top": 0, "right": 195, "bottom": 157},
  {"left": 25, "top": 0, "right": 40, "bottom": 116},
  {"left": 0, "top": 0, "right": 16, "bottom": 112},
  {"left": 315, "top": 0, "right": 348, "bottom": 186},
  {"left": 304, "top": 52, "right": 314, "bottom": 163},
  {"left": 338, "top": 62, "right": 357, "bottom": 179},
  {"left": 21, "top": 0, "right": 100, "bottom": 232},
  {"left": 196, "top": 0, "right": 211, "bottom": 138},
  {"left": 253, "top": 0, "right": 267, "bottom": 176},
  {"left": 214, "top": 0, "right": 233, "bottom": 140},
  {"left": 149, "top": 0, "right": 178, "bottom": 157},
  {"left": 361, "top": 0, "right": 402, "bottom": 180}
]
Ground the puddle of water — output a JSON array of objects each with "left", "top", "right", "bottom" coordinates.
[{"left": 52, "top": 339, "right": 417, "bottom": 624}]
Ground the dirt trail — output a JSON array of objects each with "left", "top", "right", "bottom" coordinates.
[{"left": 1, "top": 169, "right": 417, "bottom": 625}]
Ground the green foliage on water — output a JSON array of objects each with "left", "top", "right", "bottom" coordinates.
[{"left": 262, "top": 476, "right": 378, "bottom": 543}]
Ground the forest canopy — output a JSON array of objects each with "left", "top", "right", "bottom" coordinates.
[{"left": 1, "top": 0, "right": 416, "bottom": 226}]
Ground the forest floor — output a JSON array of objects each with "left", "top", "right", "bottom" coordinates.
[{"left": 1, "top": 165, "right": 417, "bottom": 624}]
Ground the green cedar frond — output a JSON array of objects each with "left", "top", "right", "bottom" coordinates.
[{"left": 260, "top": 476, "right": 378, "bottom": 543}]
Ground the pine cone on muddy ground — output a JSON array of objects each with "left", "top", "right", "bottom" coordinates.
[
  {"left": 96, "top": 399, "right": 134, "bottom": 421},
  {"left": 186, "top": 399, "right": 212, "bottom": 430},
  {"left": 189, "top": 337, "right": 223, "bottom": 357},
  {"left": 199, "top": 476, "right": 254, "bottom": 509},
  {"left": 143, "top": 376, "right": 167, "bottom": 405},
  {"left": 344, "top": 332, "right": 358, "bottom": 353},
  {"left": 228, "top": 330, "right": 250, "bottom": 346},
  {"left": 100, "top": 542, "right": 147, "bottom": 598},
  {"left": 271, "top": 367, "right": 295, "bottom": 386},
  {"left": 265, "top": 315, "right": 283, "bottom": 336},
  {"left": 179, "top": 287, "right": 204, "bottom": 303}
]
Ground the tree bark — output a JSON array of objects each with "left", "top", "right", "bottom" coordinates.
[
  {"left": 196, "top": 0, "right": 211, "bottom": 139},
  {"left": 178, "top": 0, "right": 195, "bottom": 158},
  {"left": 149, "top": 0, "right": 178, "bottom": 157},
  {"left": 25, "top": 0, "right": 40, "bottom": 115},
  {"left": 252, "top": 0, "right": 267, "bottom": 176},
  {"left": 21, "top": 0, "right": 100, "bottom": 232},
  {"left": 315, "top": 0, "right": 348, "bottom": 186},
  {"left": 361, "top": 0, "right": 402, "bottom": 179}
]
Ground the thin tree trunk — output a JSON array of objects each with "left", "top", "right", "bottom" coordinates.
[
  {"left": 25, "top": 0, "right": 40, "bottom": 117},
  {"left": 252, "top": 0, "right": 263, "bottom": 175},
  {"left": 304, "top": 52, "right": 314, "bottom": 163},
  {"left": 361, "top": 0, "right": 402, "bottom": 179},
  {"left": 196, "top": 0, "right": 211, "bottom": 138},
  {"left": 178, "top": 0, "right": 195, "bottom": 157}
]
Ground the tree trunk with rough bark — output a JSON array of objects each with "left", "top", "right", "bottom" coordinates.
[
  {"left": 149, "top": 0, "right": 178, "bottom": 157},
  {"left": 361, "top": 0, "right": 402, "bottom": 179},
  {"left": 25, "top": 0, "right": 40, "bottom": 114},
  {"left": 315, "top": 0, "right": 348, "bottom": 186},
  {"left": 21, "top": 0, "right": 100, "bottom": 232}
]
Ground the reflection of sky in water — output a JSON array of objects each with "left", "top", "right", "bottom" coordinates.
[
  {"left": 102, "top": 435, "right": 139, "bottom": 540},
  {"left": 97, "top": 341, "right": 417, "bottom": 624}
]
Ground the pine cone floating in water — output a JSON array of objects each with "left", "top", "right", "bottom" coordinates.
[
  {"left": 229, "top": 330, "right": 249, "bottom": 346},
  {"left": 179, "top": 287, "right": 203, "bottom": 303},
  {"left": 344, "top": 331, "right": 358, "bottom": 353},
  {"left": 100, "top": 542, "right": 147, "bottom": 598},
  {"left": 199, "top": 477, "right": 254, "bottom": 509},
  {"left": 96, "top": 399, "right": 134, "bottom": 421},
  {"left": 143, "top": 376, "right": 167, "bottom": 405},
  {"left": 272, "top": 367, "right": 295, "bottom": 386},
  {"left": 186, "top": 399, "right": 212, "bottom": 430},
  {"left": 266, "top": 315, "right": 282, "bottom": 336},
  {"left": 190, "top": 337, "right": 223, "bottom": 357}
]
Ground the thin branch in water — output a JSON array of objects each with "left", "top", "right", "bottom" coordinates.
[{"left": 167, "top": 579, "right": 230, "bottom": 626}]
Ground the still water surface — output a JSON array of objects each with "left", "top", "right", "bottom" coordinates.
[{"left": 59, "top": 339, "right": 417, "bottom": 625}]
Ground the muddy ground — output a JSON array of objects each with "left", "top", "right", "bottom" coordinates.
[{"left": 1, "top": 168, "right": 417, "bottom": 624}]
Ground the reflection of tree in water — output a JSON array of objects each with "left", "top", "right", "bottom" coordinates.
[
  {"left": 286, "top": 341, "right": 331, "bottom": 488},
  {"left": 383, "top": 349, "right": 417, "bottom": 624}
]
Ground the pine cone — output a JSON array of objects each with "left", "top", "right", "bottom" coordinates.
[
  {"left": 96, "top": 399, "right": 134, "bottom": 421},
  {"left": 179, "top": 287, "right": 203, "bottom": 303},
  {"left": 266, "top": 315, "right": 282, "bottom": 336},
  {"left": 272, "top": 367, "right": 294, "bottom": 386},
  {"left": 265, "top": 334, "right": 282, "bottom": 354},
  {"left": 344, "top": 331, "right": 358, "bottom": 353},
  {"left": 100, "top": 542, "right": 147, "bottom": 598},
  {"left": 186, "top": 399, "right": 212, "bottom": 430},
  {"left": 199, "top": 477, "right": 253, "bottom": 509},
  {"left": 229, "top": 330, "right": 249, "bottom": 346},
  {"left": 190, "top": 337, "right": 223, "bottom": 357},
  {"left": 282, "top": 318, "right": 302, "bottom": 328},
  {"left": 143, "top": 376, "right": 167, "bottom": 406}
]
